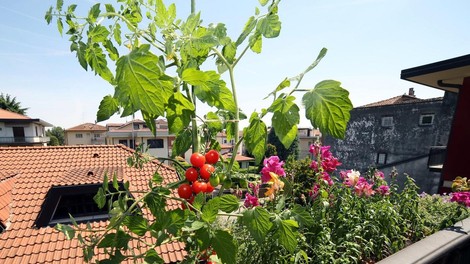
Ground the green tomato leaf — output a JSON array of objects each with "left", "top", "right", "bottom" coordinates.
[
  {"left": 258, "top": 0, "right": 269, "bottom": 6},
  {"left": 256, "top": 13, "right": 281, "bottom": 38},
  {"left": 236, "top": 16, "right": 257, "bottom": 46},
  {"left": 212, "top": 230, "right": 237, "bottom": 264},
  {"left": 93, "top": 187, "right": 106, "bottom": 209},
  {"left": 85, "top": 43, "right": 114, "bottom": 83},
  {"left": 115, "top": 45, "right": 173, "bottom": 117},
  {"left": 113, "top": 23, "right": 122, "bottom": 45},
  {"left": 182, "top": 68, "right": 236, "bottom": 112},
  {"left": 144, "top": 249, "right": 164, "bottom": 264},
  {"left": 243, "top": 112, "right": 267, "bottom": 164},
  {"left": 205, "top": 112, "right": 223, "bottom": 131},
  {"left": 171, "top": 128, "right": 192, "bottom": 158},
  {"left": 123, "top": 215, "right": 148, "bottom": 236},
  {"left": 166, "top": 92, "right": 195, "bottom": 134},
  {"left": 144, "top": 191, "right": 166, "bottom": 218},
  {"left": 273, "top": 219, "right": 298, "bottom": 253},
  {"left": 269, "top": 96, "right": 300, "bottom": 148},
  {"left": 202, "top": 197, "right": 220, "bottom": 223},
  {"left": 87, "top": 3, "right": 101, "bottom": 24},
  {"left": 70, "top": 41, "right": 87, "bottom": 70},
  {"left": 291, "top": 48, "right": 327, "bottom": 82},
  {"left": 218, "top": 194, "right": 240, "bottom": 213},
  {"left": 88, "top": 25, "right": 109, "bottom": 43},
  {"left": 291, "top": 204, "right": 314, "bottom": 227},
  {"left": 240, "top": 206, "right": 272, "bottom": 244},
  {"left": 249, "top": 32, "right": 262, "bottom": 54},
  {"left": 57, "top": 18, "right": 63, "bottom": 36},
  {"left": 55, "top": 223, "right": 75, "bottom": 240},
  {"left": 302, "top": 80, "right": 352, "bottom": 139},
  {"left": 97, "top": 95, "right": 119, "bottom": 122},
  {"left": 97, "top": 231, "right": 131, "bottom": 249}
]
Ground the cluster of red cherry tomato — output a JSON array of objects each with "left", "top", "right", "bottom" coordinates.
[{"left": 177, "top": 150, "right": 220, "bottom": 202}]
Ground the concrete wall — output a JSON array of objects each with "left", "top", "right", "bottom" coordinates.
[{"left": 324, "top": 92, "right": 457, "bottom": 194}]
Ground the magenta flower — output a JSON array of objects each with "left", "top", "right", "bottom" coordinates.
[
  {"left": 375, "top": 171, "right": 385, "bottom": 179},
  {"left": 377, "top": 185, "right": 390, "bottom": 196},
  {"left": 354, "top": 177, "right": 375, "bottom": 197},
  {"left": 321, "top": 172, "right": 334, "bottom": 186},
  {"left": 322, "top": 156, "right": 342, "bottom": 173},
  {"left": 244, "top": 193, "right": 260, "bottom": 208},
  {"left": 261, "top": 156, "right": 285, "bottom": 183},
  {"left": 451, "top": 191, "right": 470, "bottom": 207}
]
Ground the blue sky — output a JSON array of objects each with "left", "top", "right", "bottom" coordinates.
[{"left": 1, "top": 0, "right": 469, "bottom": 129}]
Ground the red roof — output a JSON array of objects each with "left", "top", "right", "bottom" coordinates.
[
  {"left": 0, "top": 145, "right": 186, "bottom": 263},
  {"left": 65, "top": 123, "right": 107, "bottom": 132},
  {"left": 358, "top": 94, "right": 443, "bottom": 108},
  {"left": 0, "top": 109, "right": 30, "bottom": 120}
]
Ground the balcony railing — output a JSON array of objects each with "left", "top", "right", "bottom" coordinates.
[{"left": 0, "top": 136, "right": 50, "bottom": 144}]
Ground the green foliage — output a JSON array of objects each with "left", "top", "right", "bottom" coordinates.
[
  {"left": 267, "top": 127, "right": 299, "bottom": 162},
  {"left": 0, "top": 93, "right": 28, "bottom": 115},
  {"left": 46, "top": 126, "right": 65, "bottom": 145}
]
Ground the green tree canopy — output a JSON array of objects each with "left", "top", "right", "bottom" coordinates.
[
  {"left": 46, "top": 127, "right": 65, "bottom": 145},
  {"left": 0, "top": 93, "right": 28, "bottom": 115},
  {"left": 267, "top": 127, "right": 299, "bottom": 161}
]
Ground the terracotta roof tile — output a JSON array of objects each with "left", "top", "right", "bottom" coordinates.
[
  {"left": 0, "top": 145, "right": 185, "bottom": 263},
  {"left": 0, "top": 109, "right": 31, "bottom": 120},
  {"left": 358, "top": 94, "right": 443, "bottom": 108},
  {"left": 65, "top": 123, "right": 107, "bottom": 132}
]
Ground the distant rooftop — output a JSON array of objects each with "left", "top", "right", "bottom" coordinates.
[{"left": 357, "top": 88, "right": 443, "bottom": 108}]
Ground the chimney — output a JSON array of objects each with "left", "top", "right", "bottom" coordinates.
[{"left": 408, "top": 88, "right": 415, "bottom": 97}]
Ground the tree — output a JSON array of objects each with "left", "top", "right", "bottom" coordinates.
[
  {"left": 267, "top": 127, "right": 299, "bottom": 161},
  {"left": 46, "top": 127, "right": 65, "bottom": 145},
  {"left": 0, "top": 93, "right": 28, "bottom": 115}
]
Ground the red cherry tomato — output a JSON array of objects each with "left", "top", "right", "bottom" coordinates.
[
  {"left": 205, "top": 150, "right": 219, "bottom": 164},
  {"left": 205, "top": 182, "right": 215, "bottom": 193},
  {"left": 177, "top": 183, "right": 192, "bottom": 199},
  {"left": 185, "top": 167, "right": 199, "bottom": 182},
  {"left": 192, "top": 180, "right": 207, "bottom": 194},
  {"left": 190, "top": 153, "right": 206, "bottom": 168},
  {"left": 200, "top": 164, "right": 215, "bottom": 180}
]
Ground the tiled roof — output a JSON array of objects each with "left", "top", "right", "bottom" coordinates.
[
  {"left": 0, "top": 145, "right": 186, "bottom": 263},
  {"left": 0, "top": 109, "right": 30, "bottom": 120},
  {"left": 65, "top": 123, "right": 107, "bottom": 132},
  {"left": 358, "top": 95, "right": 443, "bottom": 108}
]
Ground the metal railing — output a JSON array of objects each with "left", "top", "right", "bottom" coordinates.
[{"left": 0, "top": 136, "right": 50, "bottom": 144}]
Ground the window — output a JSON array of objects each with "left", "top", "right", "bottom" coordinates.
[
  {"left": 147, "top": 139, "right": 164, "bottom": 148},
  {"left": 381, "top": 116, "right": 393, "bottom": 127},
  {"left": 35, "top": 184, "right": 127, "bottom": 227},
  {"left": 133, "top": 124, "right": 140, "bottom": 130},
  {"left": 420, "top": 114, "right": 434, "bottom": 126},
  {"left": 94, "top": 134, "right": 101, "bottom": 138},
  {"left": 75, "top": 133, "right": 83, "bottom": 138},
  {"left": 118, "top": 139, "right": 128, "bottom": 146},
  {"left": 377, "top": 153, "right": 387, "bottom": 164}
]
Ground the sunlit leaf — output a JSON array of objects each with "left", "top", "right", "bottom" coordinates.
[
  {"left": 97, "top": 95, "right": 119, "bottom": 122},
  {"left": 123, "top": 215, "right": 148, "bottom": 236},
  {"left": 144, "top": 249, "right": 164, "bottom": 264},
  {"left": 166, "top": 92, "right": 194, "bottom": 134},
  {"left": 243, "top": 112, "right": 267, "bottom": 164},
  {"left": 269, "top": 95, "right": 299, "bottom": 148},
  {"left": 93, "top": 187, "right": 106, "bottom": 209},
  {"left": 171, "top": 128, "right": 192, "bottom": 158},
  {"left": 273, "top": 219, "right": 298, "bottom": 253},
  {"left": 212, "top": 230, "right": 237, "bottom": 264},
  {"left": 218, "top": 195, "right": 240, "bottom": 213},
  {"left": 55, "top": 223, "right": 75, "bottom": 240},
  {"left": 85, "top": 43, "right": 114, "bottom": 83},
  {"left": 256, "top": 13, "right": 281, "bottom": 38},
  {"left": 202, "top": 197, "right": 220, "bottom": 223},
  {"left": 240, "top": 206, "right": 272, "bottom": 244},
  {"left": 236, "top": 16, "right": 256, "bottom": 46},
  {"left": 302, "top": 80, "right": 352, "bottom": 139}
]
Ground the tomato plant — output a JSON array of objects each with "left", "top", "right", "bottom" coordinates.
[
  {"left": 209, "top": 174, "right": 220, "bottom": 187},
  {"left": 192, "top": 180, "right": 207, "bottom": 194},
  {"left": 190, "top": 153, "right": 206, "bottom": 168},
  {"left": 185, "top": 167, "right": 199, "bottom": 182},
  {"left": 200, "top": 164, "right": 215, "bottom": 180},
  {"left": 177, "top": 183, "right": 192, "bottom": 199},
  {"left": 205, "top": 150, "right": 219, "bottom": 164},
  {"left": 206, "top": 182, "right": 215, "bottom": 193}
]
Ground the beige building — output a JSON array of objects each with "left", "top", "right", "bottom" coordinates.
[
  {"left": 106, "top": 119, "right": 175, "bottom": 158},
  {"left": 298, "top": 127, "right": 321, "bottom": 159},
  {"left": 0, "top": 109, "right": 52, "bottom": 146},
  {"left": 64, "top": 123, "right": 107, "bottom": 145}
]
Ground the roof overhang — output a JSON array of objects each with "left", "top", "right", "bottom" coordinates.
[{"left": 401, "top": 54, "right": 470, "bottom": 93}]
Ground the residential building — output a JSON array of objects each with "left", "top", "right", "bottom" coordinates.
[
  {"left": 0, "top": 108, "right": 52, "bottom": 146},
  {"left": 401, "top": 54, "right": 470, "bottom": 193},
  {"left": 64, "top": 123, "right": 107, "bottom": 145},
  {"left": 298, "top": 127, "right": 321, "bottom": 159},
  {"left": 106, "top": 119, "right": 175, "bottom": 158},
  {"left": 0, "top": 145, "right": 185, "bottom": 263},
  {"left": 323, "top": 88, "right": 457, "bottom": 194}
]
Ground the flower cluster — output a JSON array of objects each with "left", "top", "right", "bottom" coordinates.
[
  {"left": 450, "top": 191, "right": 470, "bottom": 207},
  {"left": 261, "top": 156, "right": 285, "bottom": 183},
  {"left": 340, "top": 169, "right": 389, "bottom": 197},
  {"left": 309, "top": 144, "right": 341, "bottom": 173}
]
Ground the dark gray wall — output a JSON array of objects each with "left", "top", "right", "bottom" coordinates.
[{"left": 324, "top": 92, "right": 457, "bottom": 194}]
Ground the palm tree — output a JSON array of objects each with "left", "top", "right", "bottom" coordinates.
[{"left": 0, "top": 93, "right": 29, "bottom": 115}]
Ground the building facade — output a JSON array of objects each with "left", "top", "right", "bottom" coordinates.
[
  {"left": 0, "top": 109, "right": 52, "bottom": 146},
  {"left": 64, "top": 123, "right": 107, "bottom": 145},
  {"left": 324, "top": 89, "right": 457, "bottom": 194}
]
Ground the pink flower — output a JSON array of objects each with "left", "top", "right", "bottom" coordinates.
[
  {"left": 244, "top": 193, "right": 260, "bottom": 208},
  {"left": 308, "top": 184, "right": 320, "bottom": 200},
  {"left": 322, "top": 157, "right": 341, "bottom": 173},
  {"left": 261, "top": 156, "right": 285, "bottom": 183},
  {"left": 343, "top": 170, "right": 360, "bottom": 187},
  {"left": 374, "top": 171, "right": 385, "bottom": 179},
  {"left": 354, "top": 177, "right": 375, "bottom": 197},
  {"left": 309, "top": 144, "right": 333, "bottom": 159},
  {"left": 321, "top": 172, "right": 334, "bottom": 186},
  {"left": 249, "top": 182, "right": 260, "bottom": 196},
  {"left": 377, "top": 185, "right": 390, "bottom": 196},
  {"left": 451, "top": 191, "right": 470, "bottom": 207}
]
